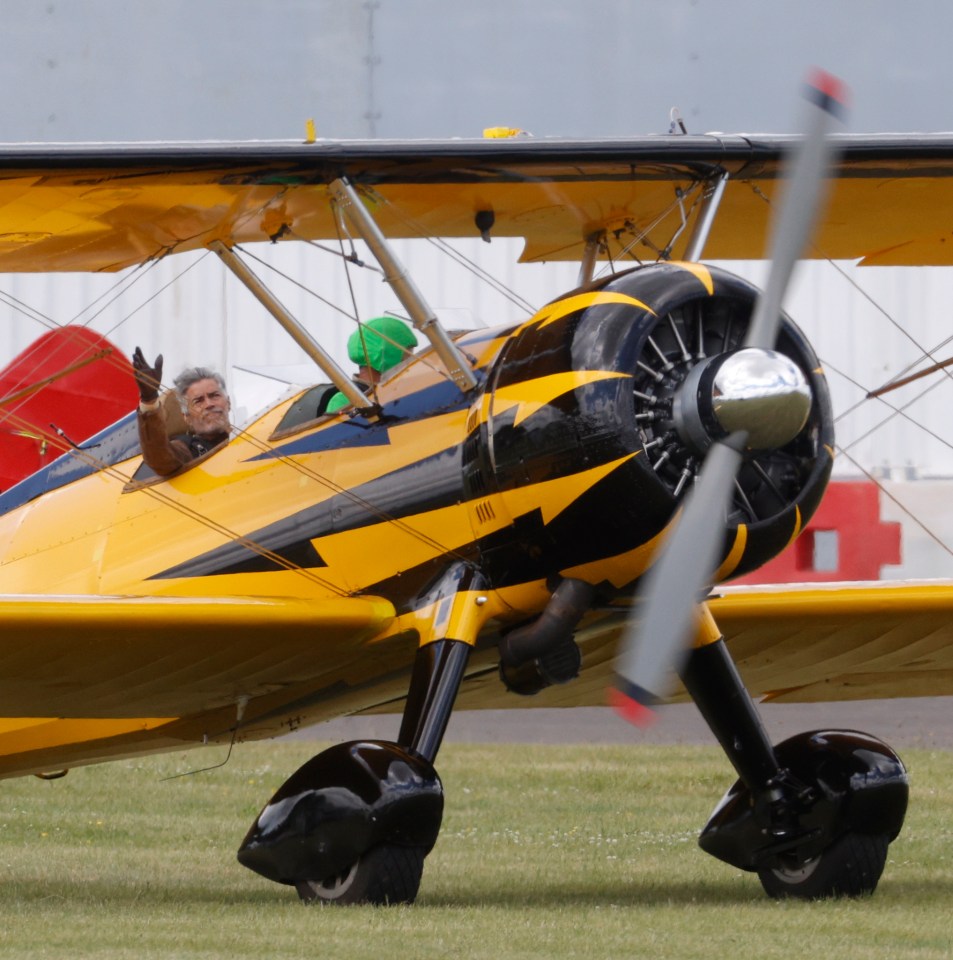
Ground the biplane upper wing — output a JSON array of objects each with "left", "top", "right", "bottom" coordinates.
[{"left": 2, "top": 134, "right": 953, "bottom": 272}]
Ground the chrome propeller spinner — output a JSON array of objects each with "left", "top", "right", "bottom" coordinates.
[{"left": 673, "top": 347, "right": 812, "bottom": 455}]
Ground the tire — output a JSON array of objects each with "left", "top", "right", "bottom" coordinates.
[
  {"left": 295, "top": 845, "right": 426, "bottom": 906},
  {"left": 758, "top": 832, "right": 889, "bottom": 900}
]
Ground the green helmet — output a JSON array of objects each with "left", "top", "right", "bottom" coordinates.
[{"left": 347, "top": 316, "right": 418, "bottom": 373}]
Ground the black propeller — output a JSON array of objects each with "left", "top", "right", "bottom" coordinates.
[{"left": 612, "top": 70, "right": 848, "bottom": 726}]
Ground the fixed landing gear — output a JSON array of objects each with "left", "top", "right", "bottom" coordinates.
[
  {"left": 682, "top": 639, "right": 908, "bottom": 900},
  {"left": 237, "top": 637, "right": 472, "bottom": 906}
]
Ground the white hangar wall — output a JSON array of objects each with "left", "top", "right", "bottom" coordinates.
[{"left": 0, "top": 244, "right": 951, "bottom": 479}]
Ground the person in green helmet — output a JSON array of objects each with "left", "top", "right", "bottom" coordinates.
[{"left": 325, "top": 316, "right": 418, "bottom": 414}]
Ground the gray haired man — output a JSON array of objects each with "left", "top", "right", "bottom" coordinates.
[{"left": 132, "top": 347, "right": 232, "bottom": 476}]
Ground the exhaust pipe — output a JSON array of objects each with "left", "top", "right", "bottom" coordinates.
[{"left": 498, "top": 578, "right": 594, "bottom": 695}]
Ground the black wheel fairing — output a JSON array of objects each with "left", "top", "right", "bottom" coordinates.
[
  {"left": 237, "top": 740, "right": 443, "bottom": 886},
  {"left": 698, "top": 729, "right": 908, "bottom": 872}
]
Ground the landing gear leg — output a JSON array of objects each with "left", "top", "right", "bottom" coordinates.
[
  {"left": 679, "top": 635, "right": 782, "bottom": 793},
  {"left": 298, "top": 639, "right": 474, "bottom": 905},
  {"left": 243, "top": 566, "right": 486, "bottom": 906},
  {"left": 291, "top": 639, "right": 473, "bottom": 906},
  {"left": 398, "top": 638, "right": 472, "bottom": 762}
]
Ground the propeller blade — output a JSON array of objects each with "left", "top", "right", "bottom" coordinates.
[
  {"left": 745, "top": 69, "right": 848, "bottom": 350},
  {"left": 612, "top": 434, "right": 744, "bottom": 726},
  {"left": 612, "top": 70, "right": 848, "bottom": 727}
]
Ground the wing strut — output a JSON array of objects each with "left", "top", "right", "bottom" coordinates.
[
  {"left": 329, "top": 178, "right": 480, "bottom": 393},
  {"left": 577, "top": 232, "right": 603, "bottom": 286},
  {"left": 682, "top": 171, "right": 729, "bottom": 262},
  {"left": 210, "top": 240, "right": 374, "bottom": 410}
]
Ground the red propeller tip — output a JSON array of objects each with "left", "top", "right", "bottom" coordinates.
[
  {"left": 608, "top": 686, "right": 658, "bottom": 728},
  {"left": 805, "top": 68, "right": 850, "bottom": 116}
]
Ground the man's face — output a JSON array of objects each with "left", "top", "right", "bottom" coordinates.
[{"left": 184, "top": 378, "right": 231, "bottom": 438}]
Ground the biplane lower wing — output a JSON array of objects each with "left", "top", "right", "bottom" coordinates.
[
  {"left": 424, "top": 579, "right": 953, "bottom": 713},
  {"left": 714, "top": 580, "right": 953, "bottom": 702},
  {"left": 0, "top": 592, "right": 397, "bottom": 778},
  {"left": 2, "top": 580, "right": 952, "bottom": 780}
]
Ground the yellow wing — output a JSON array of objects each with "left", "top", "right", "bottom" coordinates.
[
  {"left": 712, "top": 581, "right": 953, "bottom": 702},
  {"left": 445, "top": 580, "right": 953, "bottom": 711},
  {"left": 3, "top": 580, "right": 953, "bottom": 774},
  {"left": 0, "top": 593, "right": 398, "bottom": 778},
  {"left": 2, "top": 135, "right": 953, "bottom": 271}
]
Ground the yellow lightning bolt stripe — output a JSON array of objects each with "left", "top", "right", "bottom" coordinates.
[
  {"left": 785, "top": 506, "right": 803, "bottom": 550},
  {"left": 534, "top": 290, "right": 656, "bottom": 329},
  {"left": 508, "top": 290, "right": 656, "bottom": 340},
  {"left": 502, "top": 452, "right": 637, "bottom": 527},
  {"left": 713, "top": 523, "right": 748, "bottom": 582},
  {"left": 668, "top": 261, "right": 715, "bottom": 294},
  {"left": 559, "top": 524, "right": 669, "bottom": 588},
  {"left": 712, "top": 503, "right": 802, "bottom": 593},
  {"left": 487, "top": 370, "right": 632, "bottom": 427},
  {"left": 310, "top": 456, "right": 637, "bottom": 599}
]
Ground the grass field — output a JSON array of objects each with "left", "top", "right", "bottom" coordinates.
[{"left": 2, "top": 739, "right": 952, "bottom": 959}]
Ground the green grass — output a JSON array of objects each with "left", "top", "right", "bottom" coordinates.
[{"left": 2, "top": 740, "right": 953, "bottom": 958}]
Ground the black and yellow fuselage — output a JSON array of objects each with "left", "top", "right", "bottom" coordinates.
[{"left": 0, "top": 262, "right": 833, "bottom": 777}]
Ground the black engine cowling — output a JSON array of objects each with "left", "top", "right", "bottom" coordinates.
[{"left": 466, "top": 262, "right": 834, "bottom": 596}]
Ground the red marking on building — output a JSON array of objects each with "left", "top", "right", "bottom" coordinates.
[{"left": 733, "top": 480, "right": 901, "bottom": 584}]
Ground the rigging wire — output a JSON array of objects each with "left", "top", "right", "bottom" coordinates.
[
  {"left": 237, "top": 241, "right": 455, "bottom": 384},
  {"left": 0, "top": 242, "right": 469, "bottom": 565},
  {"left": 824, "top": 354, "right": 952, "bottom": 457},
  {"left": 352, "top": 188, "right": 538, "bottom": 315},
  {"left": 9, "top": 176, "right": 953, "bottom": 579},
  {"left": 751, "top": 180, "right": 953, "bottom": 392},
  {"left": 2, "top": 392, "right": 470, "bottom": 581},
  {"left": 592, "top": 182, "right": 706, "bottom": 276},
  {"left": 0, "top": 402, "right": 350, "bottom": 593},
  {"left": 226, "top": 417, "right": 471, "bottom": 563},
  {"left": 0, "top": 254, "right": 201, "bottom": 404},
  {"left": 836, "top": 443, "right": 953, "bottom": 562},
  {"left": 745, "top": 178, "right": 953, "bottom": 570}
]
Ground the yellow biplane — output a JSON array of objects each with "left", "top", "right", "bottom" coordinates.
[{"left": 1, "top": 74, "right": 952, "bottom": 904}]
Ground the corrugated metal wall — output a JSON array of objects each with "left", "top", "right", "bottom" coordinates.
[{"left": 2, "top": 243, "right": 951, "bottom": 477}]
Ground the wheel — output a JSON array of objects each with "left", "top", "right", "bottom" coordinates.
[
  {"left": 294, "top": 845, "right": 426, "bottom": 906},
  {"left": 758, "top": 832, "right": 889, "bottom": 900}
]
